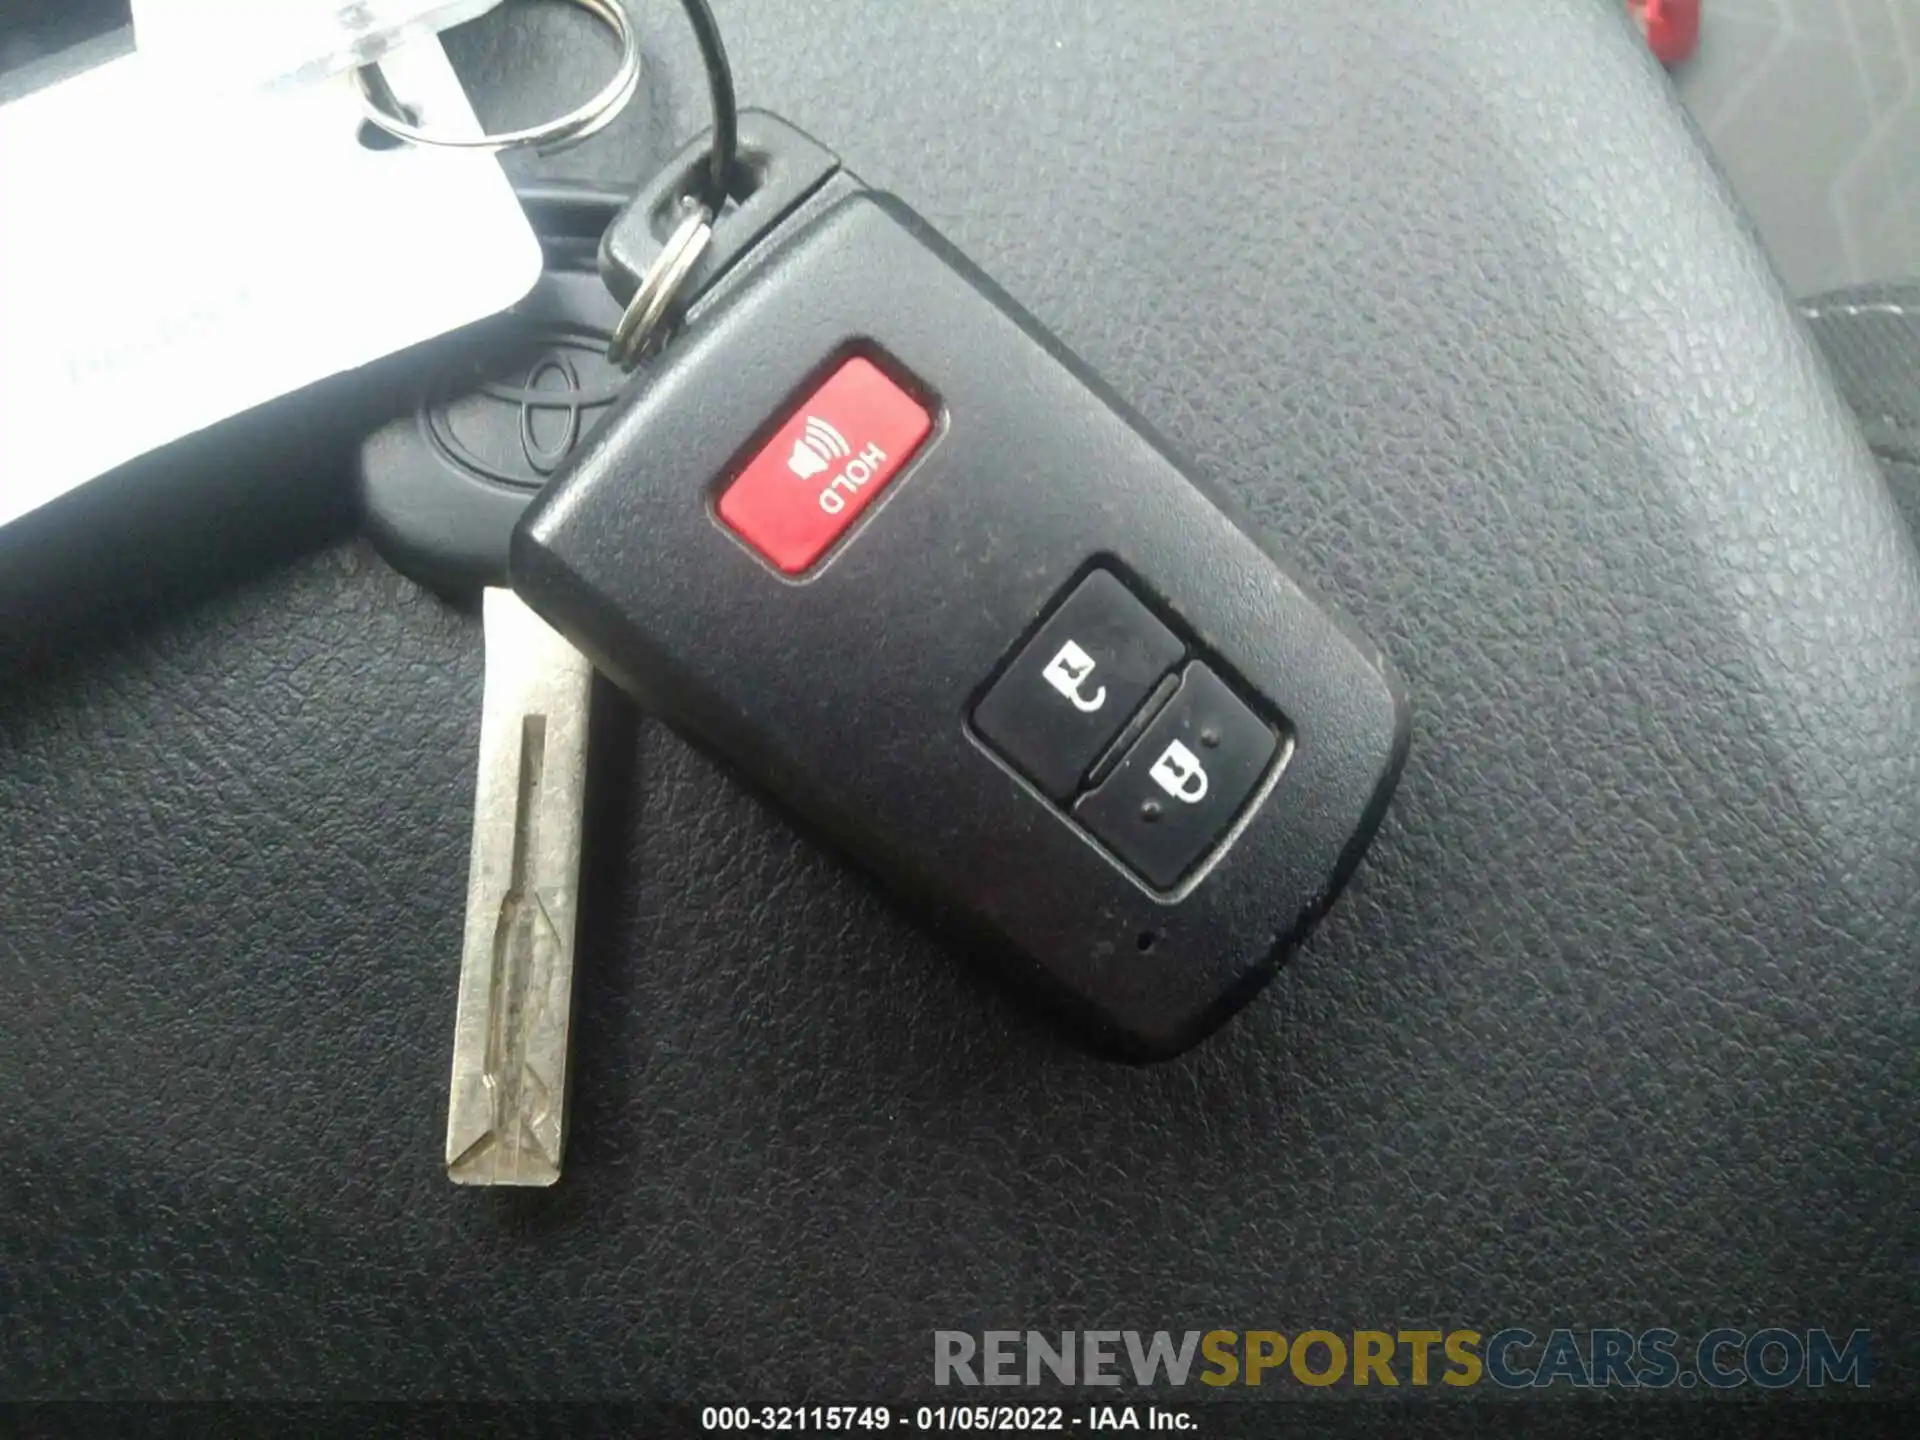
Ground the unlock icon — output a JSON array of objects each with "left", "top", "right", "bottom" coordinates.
[
  {"left": 1148, "top": 739, "right": 1210, "bottom": 804},
  {"left": 1041, "top": 639, "right": 1107, "bottom": 713}
]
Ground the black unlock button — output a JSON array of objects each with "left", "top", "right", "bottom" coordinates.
[{"left": 973, "top": 571, "right": 1184, "bottom": 799}]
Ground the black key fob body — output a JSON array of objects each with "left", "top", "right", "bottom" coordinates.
[{"left": 513, "top": 117, "right": 1408, "bottom": 1058}]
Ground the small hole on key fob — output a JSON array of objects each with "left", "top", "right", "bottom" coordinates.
[
  {"left": 725, "top": 150, "right": 770, "bottom": 205},
  {"left": 1136, "top": 931, "right": 1159, "bottom": 953},
  {"left": 666, "top": 150, "right": 770, "bottom": 233},
  {"left": 356, "top": 107, "right": 421, "bottom": 151}
]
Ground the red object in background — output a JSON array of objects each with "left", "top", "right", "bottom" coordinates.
[{"left": 1628, "top": 0, "right": 1701, "bottom": 67}]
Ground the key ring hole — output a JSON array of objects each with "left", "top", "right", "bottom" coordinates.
[
  {"left": 653, "top": 146, "right": 766, "bottom": 242},
  {"left": 719, "top": 148, "right": 770, "bottom": 207},
  {"left": 1136, "top": 930, "right": 1160, "bottom": 953}
]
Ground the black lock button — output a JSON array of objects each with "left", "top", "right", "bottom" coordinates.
[
  {"left": 973, "top": 570, "right": 1185, "bottom": 800},
  {"left": 1075, "top": 662, "right": 1279, "bottom": 889}
]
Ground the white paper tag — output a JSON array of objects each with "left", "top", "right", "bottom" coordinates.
[
  {"left": 130, "top": 0, "right": 508, "bottom": 88},
  {"left": 0, "top": 37, "right": 542, "bottom": 531}
]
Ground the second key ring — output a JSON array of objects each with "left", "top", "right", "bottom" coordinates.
[{"left": 353, "top": 0, "right": 642, "bottom": 155}]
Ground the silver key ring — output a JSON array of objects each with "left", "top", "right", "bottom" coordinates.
[
  {"left": 353, "top": 0, "right": 642, "bottom": 155},
  {"left": 607, "top": 203, "right": 714, "bottom": 368}
]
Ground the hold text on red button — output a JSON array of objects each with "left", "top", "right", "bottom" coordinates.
[{"left": 718, "top": 357, "right": 932, "bottom": 574}]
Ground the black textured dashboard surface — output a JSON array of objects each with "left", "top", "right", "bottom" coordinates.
[{"left": 3, "top": 0, "right": 1916, "bottom": 1405}]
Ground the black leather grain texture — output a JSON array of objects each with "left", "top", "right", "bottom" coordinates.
[{"left": 3, "top": 0, "right": 1917, "bottom": 1405}]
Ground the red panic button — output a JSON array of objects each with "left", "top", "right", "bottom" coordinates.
[{"left": 719, "top": 357, "right": 933, "bottom": 574}]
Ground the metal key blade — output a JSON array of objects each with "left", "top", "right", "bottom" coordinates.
[{"left": 446, "top": 588, "right": 592, "bottom": 1186}]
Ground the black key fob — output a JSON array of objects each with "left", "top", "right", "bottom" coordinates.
[{"left": 513, "top": 115, "right": 1409, "bottom": 1059}]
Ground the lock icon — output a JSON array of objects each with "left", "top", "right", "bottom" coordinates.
[{"left": 1148, "top": 739, "right": 1210, "bottom": 804}]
